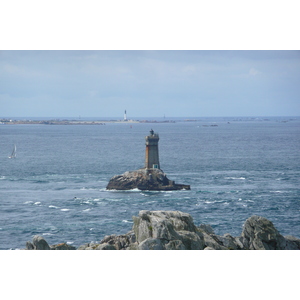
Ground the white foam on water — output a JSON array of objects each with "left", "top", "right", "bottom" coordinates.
[
  {"left": 225, "top": 177, "right": 246, "bottom": 180},
  {"left": 122, "top": 220, "right": 133, "bottom": 223},
  {"left": 42, "top": 233, "right": 54, "bottom": 236},
  {"left": 82, "top": 208, "right": 91, "bottom": 212},
  {"left": 34, "top": 202, "right": 41, "bottom": 205},
  {"left": 60, "top": 208, "right": 70, "bottom": 211},
  {"left": 24, "top": 201, "right": 34, "bottom": 204},
  {"left": 49, "top": 205, "right": 59, "bottom": 209},
  {"left": 66, "top": 241, "right": 74, "bottom": 245}
]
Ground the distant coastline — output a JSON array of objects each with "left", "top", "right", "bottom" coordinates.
[
  {"left": 1, "top": 116, "right": 298, "bottom": 125},
  {"left": 0, "top": 118, "right": 177, "bottom": 125}
]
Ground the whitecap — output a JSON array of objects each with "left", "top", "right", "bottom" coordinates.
[
  {"left": 42, "top": 233, "right": 54, "bottom": 236},
  {"left": 49, "top": 205, "right": 59, "bottom": 209},
  {"left": 24, "top": 201, "right": 34, "bottom": 204},
  {"left": 109, "top": 188, "right": 141, "bottom": 192},
  {"left": 66, "top": 241, "right": 74, "bottom": 245},
  {"left": 82, "top": 208, "right": 91, "bottom": 212},
  {"left": 60, "top": 208, "right": 70, "bottom": 211},
  {"left": 34, "top": 202, "right": 41, "bottom": 205},
  {"left": 122, "top": 220, "right": 133, "bottom": 223},
  {"left": 225, "top": 177, "right": 246, "bottom": 180},
  {"left": 140, "top": 193, "right": 150, "bottom": 196}
]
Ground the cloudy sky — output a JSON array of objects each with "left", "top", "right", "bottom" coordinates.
[{"left": 1, "top": 50, "right": 299, "bottom": 118}]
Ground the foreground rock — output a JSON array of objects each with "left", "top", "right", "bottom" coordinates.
[
  {"left": 106, "top": 168, "right": 190, "bottom": 191},
  {"left": 24, "top": 211, "right": 300, "bottom": 250},
  {"left": 25, "top": 236, "right": 76, "bottom": 250}
]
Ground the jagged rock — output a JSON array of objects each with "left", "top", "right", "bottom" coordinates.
[
  {"left": 177, "top": 230, "right": 205, "bottom": 250},
  {"left": 132, "top": 210, "right": 205, "bottom": 250},
  {"left": 23, "top": 211, "right": 300, "bottom": 250},
  {"left": 165, "top": 240, "right": 186, "bottom": 250},
  {"left": 284, "top": 236, "right": 300, "bottom": 250},
  {"left": 50, "top": 243, "right": 76, "bottom": 250},
  {"left": 77, "top": 243, "right": 91, "bottom": 250},
  {"left": 200, "top": 232, "right": 228, "bottom": 250},
  {"left": 95, "top": 243, "right": 116, "bottom": 250},
  {"left": 241, "top": 215, "right": 287, "bottom": 250},
  {"left": 98, "top": 231, "right": 136, "bottom": 250},
  {"left": 198, "top": 224, "right": 215, "bottom": 235},
  {"left": 32, "top": 235, "right": 51, "bottom": 250},
  {"left": 217, "top": 233, "right": 241, "bottom": 250},
  {"left": 138, "top": 238, "right": 165, "bottom": 250},
  {"left": 106, "top": 168, "right": 190, "bottom": 191},
  {"left": 25, "top": 241, "right": 34, "bottom": 250}
]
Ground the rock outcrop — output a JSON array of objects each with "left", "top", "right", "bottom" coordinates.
[
  {"left": 106, "top": 168, "right": 190, "bottom": 191},
  {"left": 24, "top": 211, "right": 300, "bottom": 250},
  {"left": 25, "top": 236, "right": 76, "bottom": 250}
]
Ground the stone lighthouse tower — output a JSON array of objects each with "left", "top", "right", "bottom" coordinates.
[{"left": 145, "top": 129, "right": 160, "bottom": 169}]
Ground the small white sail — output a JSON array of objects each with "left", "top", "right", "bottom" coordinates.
[{"left": 8, "top": 145, "right": 16, "bottom": 159}]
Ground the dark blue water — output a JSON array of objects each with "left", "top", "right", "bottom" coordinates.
[{"left": 1, "top": 117, "right": 300, "bottom": 249}]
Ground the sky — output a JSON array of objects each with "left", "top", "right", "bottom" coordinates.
[{"left": 1, "top": 50, "right": 300, "bottom": 118}]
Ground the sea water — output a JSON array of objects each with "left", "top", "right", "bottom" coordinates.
[{"left": 0, "top": 117, "right": 299, "bottom": 250}]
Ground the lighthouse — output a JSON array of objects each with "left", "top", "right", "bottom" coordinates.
[
  {"left": 124, "top": 110, "right": 127, "bottom": 121},
  {"left": 145, "top": 129, "right": 160, "bottom": 169}
]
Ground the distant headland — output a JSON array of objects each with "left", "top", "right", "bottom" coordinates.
[{"left": 0, "top": 118, "right": 177, "bottom": 125}]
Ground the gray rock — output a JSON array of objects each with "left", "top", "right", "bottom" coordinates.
[
  {"left": 95, "top": 243, "right": 116, "bottom": 250},
  {"left": 234, "top": 236, "right": 248, "bottom": 250},
  {"left": 77, "top": 243, "right": 91, "bottom": 250},
  {"left": 217, "top": 233, "right": 241, "bottom": 250},
  {"left": 177, "top": 230, "right": 205, "bottom": 250},
  {"left": 133, "top": 210, "right": 195, "bottom": 242},
  {"left": 201, "top": 232, "right": 228, "bottom": 250},
  {"left": 165, "top": 240, "right": 186, "bottom": 250},
  {"left": 106, "top": 168, "right": 190, "bottom": 191},
  {"left": 50, "top": 243, "right": 76, "bottom": 250},
  {"left": 284, "top": 236, "right": 300, "bottom": 250},
  {"left": 99, "top": 231, "right": 136, "bottom": 250},
  {"left": 133, "top": 210, "right": 205, "bottom": 250},
  {"left": 32, "top": 235, "right": 50, "bottom": 250},
  {"left": 138, "top": 238, "right": 165, "bottom": 250},
  {"left": 25, "top": 241, "right": 34, "bottom": 250},
  {"left": 241, "top": 215, "right": 287, "bottom": 250},
  {"left": 198, "top": 224, "right": 215, "bottom": 235},
  {"left": 22, "top": 211, "right": 300, "bottom": 251}
]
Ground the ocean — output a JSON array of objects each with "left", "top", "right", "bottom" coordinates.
[{"left": 0, "top": 117, "right": 299, "bottom": 250}]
